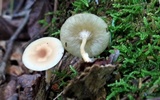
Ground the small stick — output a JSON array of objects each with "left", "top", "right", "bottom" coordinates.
[
  {"left": 0, "top": 10, "right": 30, "bottom": 84},
  {"left": 53, "top": 0, "right": 58, "bottom": 13},
  {"left": 0, "top": 0, "right": 2, "bottom": 15},
  {"left": 138, "top": 78, "right": 142, "bottom": 89},
  {"left": 53, "top": 91, "right": 64, "bottom": 100}
]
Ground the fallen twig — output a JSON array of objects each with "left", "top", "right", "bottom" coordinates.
[
  {"left": 0, "top": 10, "right": 30, "bottom": 84},
  {"left": 53, "top": 91, "right": 64, "bottom": 100}
]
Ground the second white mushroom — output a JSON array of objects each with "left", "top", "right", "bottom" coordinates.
[{"left": 60, "top": 13, "right": 111, "bottom": 62}]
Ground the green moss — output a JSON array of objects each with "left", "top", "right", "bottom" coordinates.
[{"left": 106, "top": 0, "right": 160, "bottom": 99}]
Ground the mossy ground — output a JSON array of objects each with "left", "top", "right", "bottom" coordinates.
[{"left": 45, "top": 0, "right": 160, "bottom": 99}]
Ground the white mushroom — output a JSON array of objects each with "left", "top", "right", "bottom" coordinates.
[
  {"left": 60, "top": 13, "right": 110, "bottom": 62},
  {"left": 22, "top": 37, "right": 64, "bottom": 85}
]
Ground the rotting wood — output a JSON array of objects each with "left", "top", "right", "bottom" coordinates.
[{"left": 63, "top": 64, "right": 116, "bottom": 100}]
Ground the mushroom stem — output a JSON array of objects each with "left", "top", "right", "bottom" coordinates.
[
  {"left": 80, "top": 31, "right": 92, "bottom": 62},
  {"left": 45, "top": 69, "right": 52, "bottom": 89}
]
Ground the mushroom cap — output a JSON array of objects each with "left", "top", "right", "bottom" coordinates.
[
  {"left": 22, "top": 37, "right": 64, "bottom": 71},
  {"left": 60, "top": 13, "right": 110, "bottom": 57}
]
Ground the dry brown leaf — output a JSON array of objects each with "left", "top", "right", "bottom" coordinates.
[
  {"left": 27, "top": 0, "right": 52, "bottom": 38},
  {"left": 10, "top": 42, "right": 24, "bottom": 61},
  {"left": 0, "top": 41, "right": 6, "bottom": 49},
  {"left": 6, "top": 65, "right": 24, "bottom": 76},
  {"left": 3, "top": 80, "right": 17, "bottom": 100},
  {"left": 17, "top": 74, "right": 41, "bottom": 88},
  {"left": 17, "top": 74, "right": 41, "bottom": 100},
  {"left": 0, "top": 17, "right": 16, "bottom": 40}
]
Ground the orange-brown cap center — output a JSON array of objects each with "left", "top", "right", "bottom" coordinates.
[
  {"left": 37, "top": 48, "right": 47, "bottom": 58},
  {"left": 34, "top": 43, "right": 52, "bottom": 62}
]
